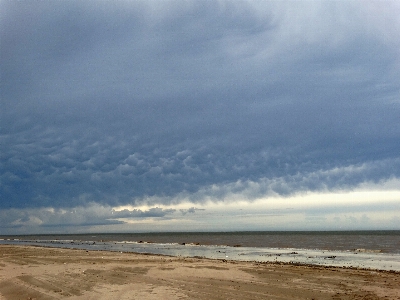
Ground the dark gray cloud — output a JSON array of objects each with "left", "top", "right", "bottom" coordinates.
[
  {"left": 1, "top": 1, "right": 400, "bottom": 212},
  {"left": 180, "top": 207, "right": 205, "bottom": 215},
  {"left": 0, "top": 205, "right": 177, "bottom": 229}
]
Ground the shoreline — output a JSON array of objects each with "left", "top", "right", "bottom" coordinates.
[
  {"left": 1, "top": 245, "right": 399, "bottom": 299},
  {"left": 6, "top": 243, "right": 400, "bottom": 275},
  {"left": 2, "top": 238, "right": 399, "bottom": 272}
]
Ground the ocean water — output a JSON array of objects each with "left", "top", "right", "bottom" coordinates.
[{"left": 1, "top": 231, "right": 399, "bottom": 271}]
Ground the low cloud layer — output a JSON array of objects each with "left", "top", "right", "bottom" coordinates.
[
  {"left": 0, "top": 204, "right": 178, "bottom": 229},
  {"left": 1, "top": 1, "right": 400, "bottom": 231},
  {"left": 0, "top": 190, "right": 398, "bottom": 234}
]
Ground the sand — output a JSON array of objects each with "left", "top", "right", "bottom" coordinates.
[{"left": 0, "top": 245, "right": 399, "bottom": 300}]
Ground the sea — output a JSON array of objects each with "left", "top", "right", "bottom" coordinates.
[{"left": 1, "top": 231, "right": 399, "bottom": 272}]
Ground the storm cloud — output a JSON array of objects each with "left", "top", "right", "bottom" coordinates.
[{"left": 1, "top": 1, "right": 399, "bottom": 232}]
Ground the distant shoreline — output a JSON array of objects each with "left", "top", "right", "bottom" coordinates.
[
  {"left": 5, "top": 244, "right": 400, "bottom": 274},
  {"left": 2, "top": 235, "right": 400, "bottom": 272}
]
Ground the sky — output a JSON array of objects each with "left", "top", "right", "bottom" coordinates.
[{"left": 1, "top": 0, "right": 400, "bottom": 234}]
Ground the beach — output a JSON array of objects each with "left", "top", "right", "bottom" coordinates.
[{"left": 0, "top": 245, "right": 399, "bottom": 299}]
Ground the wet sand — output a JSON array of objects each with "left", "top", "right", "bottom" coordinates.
[{"left": 0, "top": 245, "right": 399, "bottom": 299}]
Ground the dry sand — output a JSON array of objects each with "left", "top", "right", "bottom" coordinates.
[{"left": 0, "top": 245, "right": 399, "bottom": 300}]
